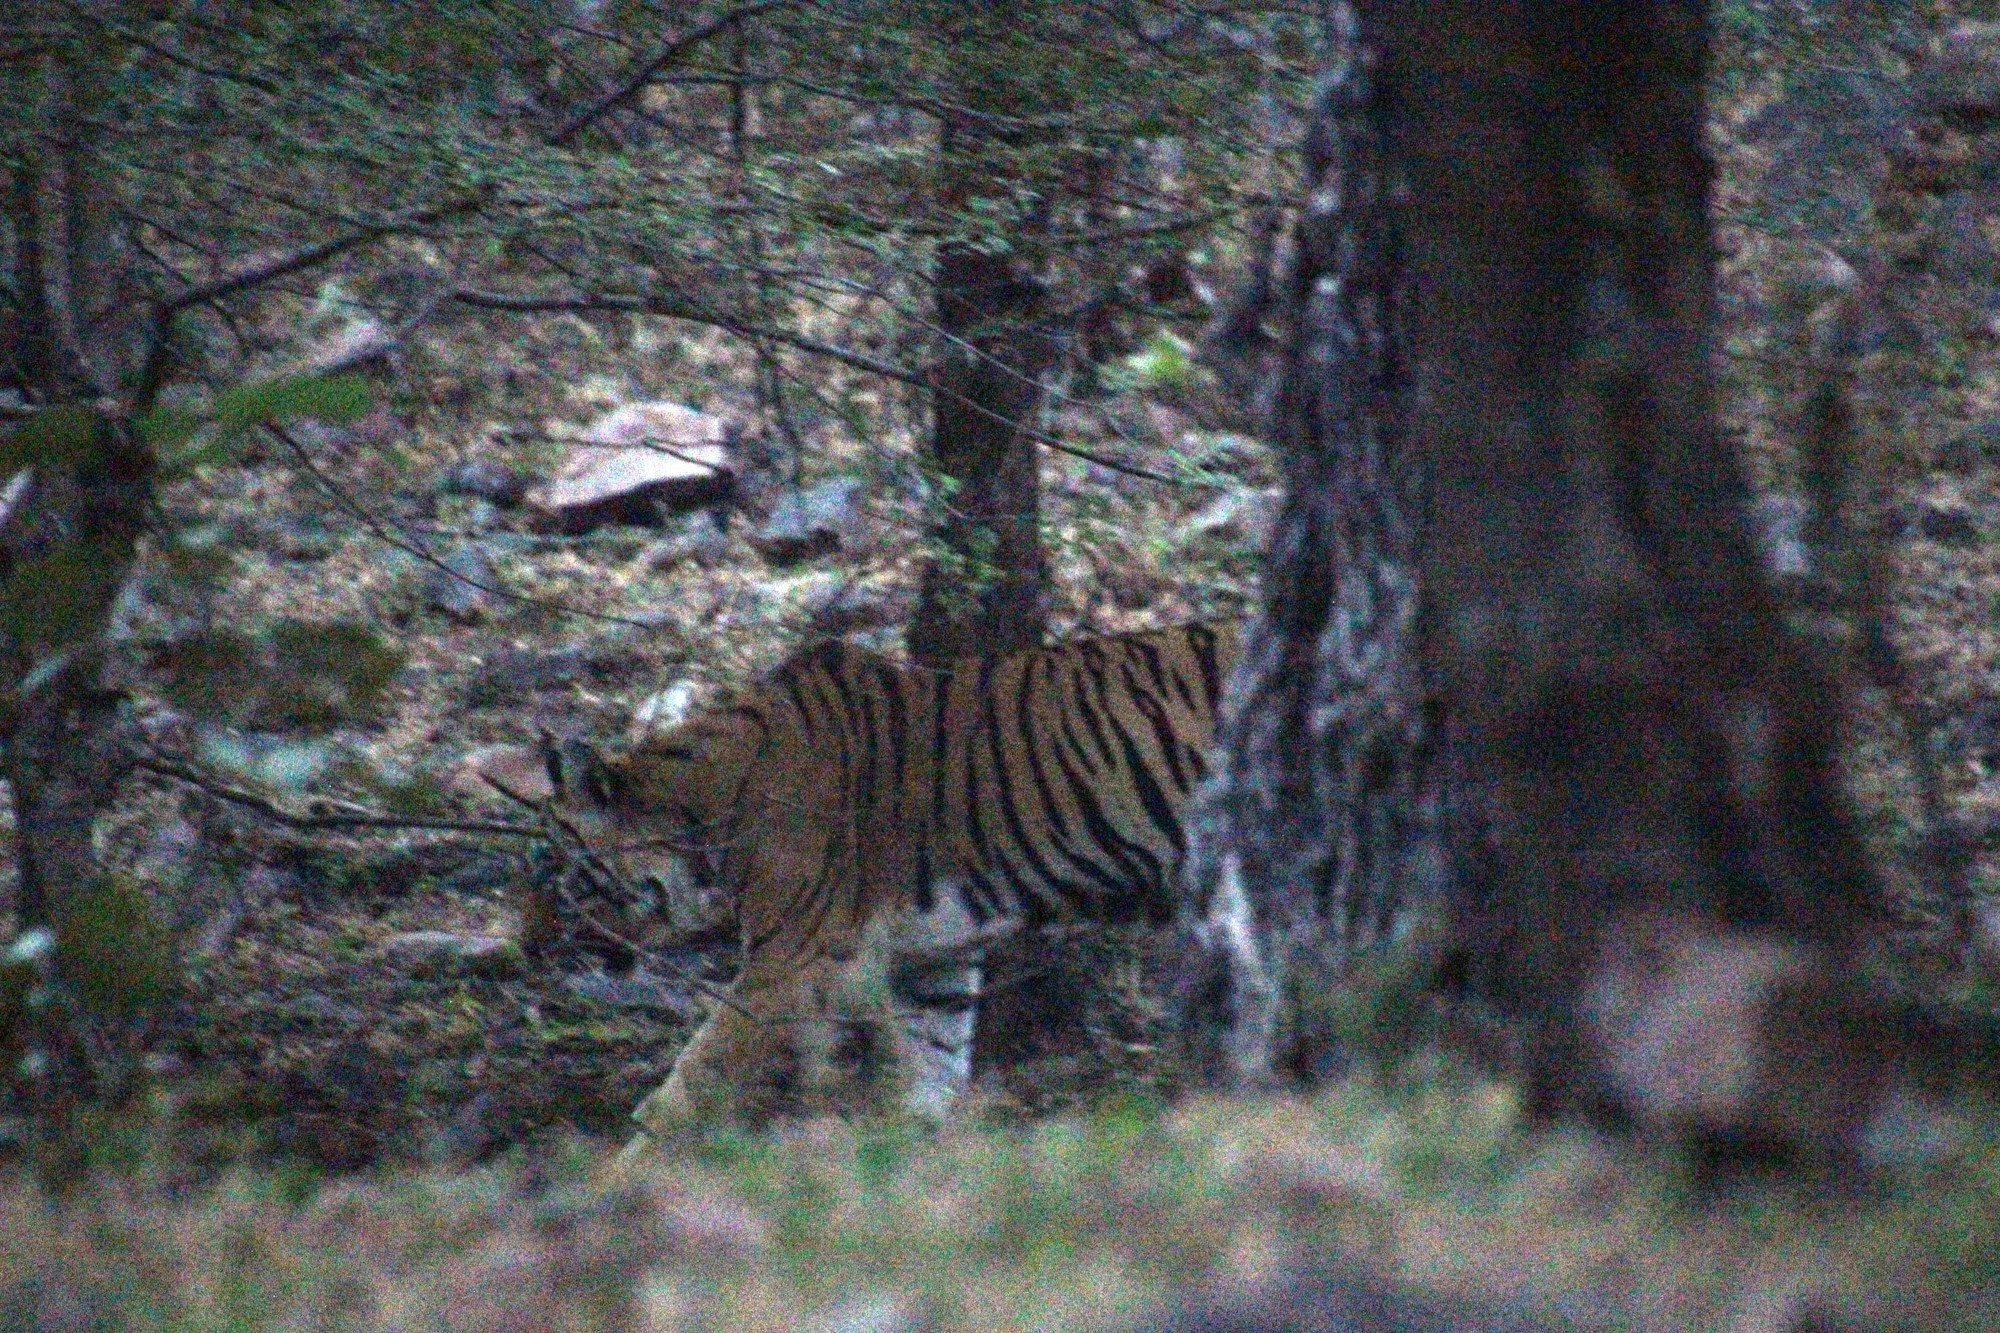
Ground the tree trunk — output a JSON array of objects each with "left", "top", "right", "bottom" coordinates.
[
  {"left": 1179, "top": 5, "right": 1438, "bottom": 1086},
  {"left": 905, "top": 20, "right": 1062, "bottom": 1076},
  {"left": 906, "top": 62, "right": 1055, "bottom": 666},
  {"left": 906, "top": 217, "right": 1054, "bottom": 663},
  {"left": 1184, "top": 1, "right": 1904, "bottom": 1149},
  {"left": 1, "top": 46, "right": 165, "bottom": 1143}
]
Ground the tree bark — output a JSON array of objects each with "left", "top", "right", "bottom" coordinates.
[
  {"left": 1, "top": 42, "right": 164, "bottom": 1135},
  {"left": 1184, "top": 0, "right": 1900, "bottom": 1144},
  {"left": 1179, "top": 5, "right": 1438, "bottom": 1085},
  {"left": 906, "top": 8, "right": 1056, "bottom": 667},
  {"left": 906, "top": 200, "right": 1054, "bottom": 664}
]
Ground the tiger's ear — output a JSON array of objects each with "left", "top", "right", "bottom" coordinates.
[{"left": 541, "top": 729, "right": 618, "bottom": 809}]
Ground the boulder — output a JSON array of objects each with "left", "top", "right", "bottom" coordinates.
[
  {"left": 527, "top": 401, "right": 738, "bottom": 534},
  {"left": 751, "top": 477, "right": 866, "bottom": 565}
]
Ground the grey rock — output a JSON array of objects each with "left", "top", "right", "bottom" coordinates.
[
  {"left": 450, "top": 743, "right": 554, "bottom": 803},
  {"left": 1937, "top": 420, "right": 2000, "bottom": 473},
  {"left": 526, "top": 401, "right": 739, "bottom": 535},
  {"left": 1920, "top": 500, "right": 1984, "bottom": 547},
  {"left": 1743, "top": 67, "right": 1906, "bottom": 244},
  {"left": 380, "top": 931, "right": 524, "bottom": 979},
  {"left": 562, "top": 967, "right": 700, "bottom": 1018},
  {"left": 432, "top": 854, "right": 520, "bottom": 898},
  {"left": 1930, "top": 195, "right": 2000, "bottom": 294},
  {"left": 753, "top": 477, "right": 866, "bottom": 566},
  {"left": 267, "top": 514, "right": 339, "bottom": 561},
  {"left": 1748, "top": 493, "right": 1812, "bottom": 580},
  {"left": 641, "top": 512, "right": 733, "bottom": 570},
  {"left": 422, "top": 543, "right": 500, "bottom": 620},
  {"left": 439, "top": 459, "right": 532, "bottom": 507},
  {"left": 1923, "top": 22, "right": 2000, "bottom": 118},
  {"left": 804, "top": 579, "right": 908, "bottom": 636},
  {"left": 463, "top": 639, "right": 640, "bottom": 705},
  {"left": 302, "top": 317, "right": 399, "bottom": 377}
]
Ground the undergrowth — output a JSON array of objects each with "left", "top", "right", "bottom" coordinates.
[{"left": 4, "top": 1063, "right": 1999, "bottom": 1333}]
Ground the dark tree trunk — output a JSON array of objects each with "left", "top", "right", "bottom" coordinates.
[
  {"left": 907, "top": 4, "right": 1058, "bottom": 671},
  {"left": 909, "top": 105, "right": 1064, "bottom": 1075},
  {"left": 907, "top": 220, "right": 1054, "bottom": 665},
  {"left": 1, "top": 65, "right": 164, "bottom": 1148},
  {"left": 1184, "top": 1, "right": 1904, "bottom": 1149}
]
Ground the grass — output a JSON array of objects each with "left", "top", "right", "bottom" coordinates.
[{"left": 5, "top": 1061, "right": 2000, "bottom": 1332}]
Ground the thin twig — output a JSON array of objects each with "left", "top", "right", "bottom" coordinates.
[
  {"left": 455, "top": 288, "right": 1176, "bottom": 483},
  {"left": 136, "top": 195, "right": 487, "bottom": 405},
  {"left": 56, "top": 0, "right": 282, "bottom": 94},
  {"left": 511, "top": 776, "right": 758, "bottom": 1022},
  {"left": 268, "top": 423, "right": 665, "bottom": 631},
  {"left": 549, "top": 0, "right": 796, "bottom": 146},
  {"left": 136, "top": 751, "right": 541, "bottom": 838}
]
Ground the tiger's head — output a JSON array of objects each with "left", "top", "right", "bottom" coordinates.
[{"left": 541, "top": 709, "right": 765, "bottom": 945}]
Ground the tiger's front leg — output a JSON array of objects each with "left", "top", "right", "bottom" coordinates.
[
  {"left": 620, "top": 904, "right": 991, "bottom": 1152},
  {"left": 626, "top": 950, "right": 855, "bottom": 1139},
  {"left": 888, "top": 950, "right": 984, "bottom": 1122}
]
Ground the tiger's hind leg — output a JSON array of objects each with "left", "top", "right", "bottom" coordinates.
[
  {"left": 889, "top": 953, "right": 984, "bottom": 1121},
  {"left": 881, "top": 886, "right": 994, "bottom": 1122}
]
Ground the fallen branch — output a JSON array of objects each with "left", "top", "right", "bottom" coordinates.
[{"left": 136, "top": 749, "right": 540, "bottom": 839}]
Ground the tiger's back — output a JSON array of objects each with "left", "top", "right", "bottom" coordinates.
[{"left": 579, "top": 619, "right": 1242, "bottom": 1134}]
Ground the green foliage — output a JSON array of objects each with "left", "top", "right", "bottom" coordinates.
[
  {"left": 140, "top": 373, "right": 373, "bottom": 475},
  {"left": 1101, "top": 331, "right": 1198, "bottom": 395},
  {"left": 52, "top": 874, "right": 176, "bottom": 1027},
  {"left": 0, "top": 403, "right": 101, "bottom": 473},
  {"left": 151, "top": 618, "right": 403, "bottom": 733},
  {"left": 1286, "top": 930, "right": 1458, "bottom": 1076}
]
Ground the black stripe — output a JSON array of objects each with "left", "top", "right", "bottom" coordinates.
[
  {"left": 1097, "top": 681, "right": 1185, "bottom": 860},
  {"left": 1045, "top": 694, "right": 1161, "bottom": 892},
  {"left": 1119, "top": 655, "right": 1198, "bottom": 796},
  {"left": 1014, "top": 651, "right": 1071, "bottom": 838},
  {"left": 979, "top": 659, "right": 1068, "bottom": 910},
  {"left": 1009, "top": 653, "right": 1138, "bottom": 907}
]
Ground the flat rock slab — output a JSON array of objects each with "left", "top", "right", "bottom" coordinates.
[
  {"left": 380, "top": 931, "right": 524, "bottom": 980},
  {"left": 527, "top": 401, "right": 738, "bottom": 534}
]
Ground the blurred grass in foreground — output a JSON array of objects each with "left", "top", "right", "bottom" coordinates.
[{"left": 3, "top": 1063, "right": 1999, "bottom": 1332}]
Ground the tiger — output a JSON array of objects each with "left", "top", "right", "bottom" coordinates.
[{"left": 553, "top": 619, "right": 1241, "bottom": 1143}]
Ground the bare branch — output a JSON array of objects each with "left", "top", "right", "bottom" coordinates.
[
  {"left": 548, "top": 0, "right": 797, "bottom": 147},
  {"left": 454, "top": 287, "right": 1177, "bottom": 483},
  {"left": 55, "top": 0, "right": 282, "bottom": 95},
  {"left": 454, "top": 285, "right": 924, "bottom": 385},
  {"left": 135, "top": 749, "right": 541, "bottom": 839},
  {"left": 267, "top": 423, "right": 668, "bottom": 630},
  {"left": 135, "top": 194, "right": 488, "bottom": 407}
]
